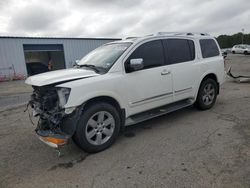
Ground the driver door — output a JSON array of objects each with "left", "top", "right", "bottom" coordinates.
[{"left": 120, "top": 40, "right": 173, "bottom": 116}]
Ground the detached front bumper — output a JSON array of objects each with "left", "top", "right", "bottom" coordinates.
[
  {"left": 34, "top": 106, "right": 82, "bottom": 148},
  {"left": 36, "top": 129, "right": 69, "bottom": 148}
]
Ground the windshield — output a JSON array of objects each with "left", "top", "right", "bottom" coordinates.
[{"left": 78, "top": 42, "right": 131, "bottom": 72}]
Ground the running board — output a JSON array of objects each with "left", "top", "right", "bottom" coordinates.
[{"left": 125, "top": 99, "right": 193, "bottom": 126}]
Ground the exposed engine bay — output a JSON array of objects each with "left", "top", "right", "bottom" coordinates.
[
  {"left": 24, "top": 68, "right": 100, "bottom": 148},
  {"left": 28, "top": 85, "right": 81, "bottom": 147}
]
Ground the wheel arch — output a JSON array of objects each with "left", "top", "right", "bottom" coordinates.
[
  {"left": 197, "top": 73, "right": 220, "bottom": 96},
  {"left": 194, "top": 73, "right": 219, "bottom": 110},
  {"left": 84, "top": 96, "right": 121, "bottom": 110},
  {"left": 83, "top": 96, "right": 126, "bottom": 128}
]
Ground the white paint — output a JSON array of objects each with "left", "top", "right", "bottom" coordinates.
[{"left": 26, "top": 33, "right": 225, "bottom": 118}]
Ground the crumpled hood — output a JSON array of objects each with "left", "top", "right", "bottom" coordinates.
[{"left": 25, "top": 68, "right": 99, "bottom": 86}]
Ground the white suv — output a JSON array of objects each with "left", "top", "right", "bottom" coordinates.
[
  {"left": 25, "top": 32, "right": 225, "bottom": 153},
  {"left": 231, "top": 44, "right": 250, "bottom": 55}
]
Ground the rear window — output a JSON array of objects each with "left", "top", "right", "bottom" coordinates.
[
  {"left": 163, "top": 39, "right": 195, "bottom": 64},
  {"left": 200, "top": 39, "right": 219, "bottom": 58}
]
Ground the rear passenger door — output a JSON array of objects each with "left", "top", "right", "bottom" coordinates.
[{"left": 163, "top": 38, "right": 199, "bottom": 101}]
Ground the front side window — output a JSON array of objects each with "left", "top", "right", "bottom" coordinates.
[
  {"left": 126, "top": 40, "right": 165, "bottom": 70},
  {"left": 163, "top": 39, "right": 195, "bottom": 64},
  {"left": 200, "top": 39, "right": 219, "bottom": 58},
  {"left": 78, "top": 42, "right": 131, "bottom": 73}
]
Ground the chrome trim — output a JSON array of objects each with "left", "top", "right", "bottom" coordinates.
[
  {"left": 174, "top": 87, "right": 192, "bottom": 95},
  {"left": 131, "top": 92, "right": 173, "bottom": 105}
]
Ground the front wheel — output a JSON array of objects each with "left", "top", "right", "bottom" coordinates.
[
  {"left": 195, "top": 78, "right": 218, "bottom": 110},
  {"left": 73, "top": 102, "right": 121, "bottom": 153}
]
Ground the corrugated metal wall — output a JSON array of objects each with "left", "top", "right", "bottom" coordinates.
[{"left": 0, "top": 37, "right": 118, "bottom": 80}]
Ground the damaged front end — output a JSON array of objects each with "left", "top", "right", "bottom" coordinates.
[{"left": 29, "top": 85, "right": 81, "bottom": 148}]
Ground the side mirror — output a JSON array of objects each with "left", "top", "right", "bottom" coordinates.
[
  {"left": 129, "top": 58, "right": 144, "bottom": 71},
  {"left": 73, "top": 59, "right": 80, "bottom": 67}
]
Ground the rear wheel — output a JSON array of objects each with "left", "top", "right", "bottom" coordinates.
[
  {"left": 73, "top": 102, "right": 121, "bottom": 153},
  {"left": 232, "top": 51, "right": 235, "bottom": 54},
  {"left": 244, "top": 51, "right": 248, "bottom": 55},
  {"left": 195, "top": 78, "right": 218, "bottom": 110}
]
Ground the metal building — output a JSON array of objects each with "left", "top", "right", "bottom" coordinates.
[{"left": 0, "top": 36, "right": 119, "bottom": 81}]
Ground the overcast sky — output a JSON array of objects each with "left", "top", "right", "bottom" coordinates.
[{"left": 0, "top": 0, "right": 249, "bottom": 38}]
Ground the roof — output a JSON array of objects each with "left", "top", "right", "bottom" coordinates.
[
  {"left": 114, "top": 32, "right": 213, "bottom": 45},
  {"left": 0, "top": 36, "right": 121, "bottom": 41}
]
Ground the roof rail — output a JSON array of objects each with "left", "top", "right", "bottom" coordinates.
[
  {"left": 125, "top": 36, "right": 138, "bottom": 40},
  {"left": 124, "top": 32, "right": 210, "bottom": 41},
  {"left": 156, "top": 32, "right": 183, "bottom": 36},
  {"left": 155, "top": 32, "right": 210, "bottom": 36},
  {"left": 185, "top": 32, "right": 210, "bottom": 36}
]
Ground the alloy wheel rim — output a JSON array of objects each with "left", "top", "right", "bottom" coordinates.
[
  {"left": 202, "top": 83, "right": 215, "bottom": 106},
  {"left": 85, "top": 111, "right": 115, "bottom": 145}
]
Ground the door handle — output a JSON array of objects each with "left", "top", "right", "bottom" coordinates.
[{"left": 161, "top": 70, "right": 171, "bottom": 75}]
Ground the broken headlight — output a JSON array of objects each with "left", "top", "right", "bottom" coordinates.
[{"left": 57, "top": 87, "right": 71, "bottom": 108}]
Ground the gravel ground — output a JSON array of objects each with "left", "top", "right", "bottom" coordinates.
[
  {"left": 0, "top": 80, "right": 32, "bottom": 110},
  {"left": 0, "top": 94, "right": 30, "bottom": 111},
  {"left": 0, "top": 54, "right": 249, "bottom": 188}
]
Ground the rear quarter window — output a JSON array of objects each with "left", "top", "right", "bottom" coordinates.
[{"left": 200, "top": 39, "right": 220, "bottom": 58}]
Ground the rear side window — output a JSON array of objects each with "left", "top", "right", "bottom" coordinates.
[
  {"left": 200, "top": 39, "right": 219, "bottom": 58},
  {"left": 163, "top": 39, "right": 195, "bottom": 64},
  {"left": 128, "top": 40, "right": 164, "bottom": 69}
]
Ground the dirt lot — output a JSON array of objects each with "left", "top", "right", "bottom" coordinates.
[
  {"left": 0, "top": 81, "right": 32, "bottom": 110},
  {"left": 0, "top": 54, "right": 250, "bottom": 188}
]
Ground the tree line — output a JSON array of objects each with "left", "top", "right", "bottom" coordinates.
[{"left": 216, "top": 33, "right": 250, "bottom": 49}]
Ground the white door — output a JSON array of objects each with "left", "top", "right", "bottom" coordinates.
[
  {"left": 163, "top": 38, "right": 199, "bottom": 101},
  {"left": 171, "top": 61, "right": 199, "bottom": 101},
  {"left": 121, "top": 40, "right": 173, "bottom": 116}
]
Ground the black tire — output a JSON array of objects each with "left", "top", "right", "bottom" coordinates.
[
  {"left": 195, "top": 78, "right": 218, "bottom": 110},
  {"left": 232, "top": 51, "right": 235, "bottom": 54},
  {"left": 73, "top": 102, "right": 121, "bottom": 153},
  {"left": 244, "top": 51, "right": 248, "bottom": 55}
]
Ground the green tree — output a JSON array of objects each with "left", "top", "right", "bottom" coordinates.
[{"left": 216, "top": 33, "right": 250, "bottom": 49}]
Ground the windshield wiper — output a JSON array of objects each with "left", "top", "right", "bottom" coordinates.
[{"left": 78, "top": 64, "right": 100, "bottom": 73}]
